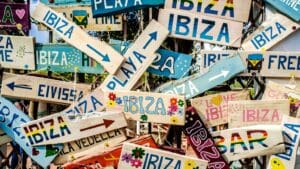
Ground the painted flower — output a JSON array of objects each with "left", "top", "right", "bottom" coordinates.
[
  {"left": 178, "top": 99, "right": 185, "bottom": 107},
  {"left": 140, "top": 114, "right": 148, "bottom": 122},
  {"left": 132, "top": 147, "right": 145, "bottom": 159},
  {"left": 169, "top": 105, "right": 178, "bottom": 112},
  {"left": 122, "top": 153, "right": 133, "bottom": 163},
  {"left": 116, "top": 97, "right": 122, "bottom": 104},
  {"left": 107, "top": 100, "right": 116, "bottom": 108},
  {"left": 170, "top": 116, "right": 179, "bottom": 124},
  {"left": 178, "top": 109, "right": 184, "bottom": 116},
  {"left": 170, "top": 98, "right": 177, "bottom": 105},
  {"left": 130, "top": 158, "right": 142, "bottom": 168},
  {"left": 184, "top": 159, "right": 197, "bottom": 169},
  {"left": 108, "top": 93, "right": 116, "bottom": 101}
]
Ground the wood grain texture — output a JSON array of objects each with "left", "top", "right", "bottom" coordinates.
[{"left": 0, "top": 129, "right": 12, "bottom": 145}]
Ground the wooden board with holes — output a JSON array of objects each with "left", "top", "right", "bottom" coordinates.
[
  {"left": 104, "top": 91, "right": 186, "bottom": 125},
  {"left": 32, "top": 3, "right": 124, "bottom": 74},
  {"left": 212, "top": 125, "right": 285, "bottom": 161},
  {"left": 1, "top": 73, "right": 90, "bottom": 105},
  {"left": 0, "top": 35, "right": 35, "bottom": 70},
  {"left": 228, "top": 99, "right": 290, "bottom": 128},
  {"left": 158, "top": 9, "right": 243, "bottom": 47},
  {"left": 165, "top": 0, "right": 252, "bottom": 22},
  {"left": 242, "top": 14, "right": 300, "bottom": 51},
  {"left": 191, "top": 90, "right": 249, "bottom": 127},
  {"left": 0, "top": 129, "right": 12, "bottom": 145},
  {"left": 21, "top": 112, "right": 127, "bottom": 146},
  {"left": 100, "top": 20, "right": 169, "bottom": 91},
  {"left": 118, "top": 143, "right": 208, "bottom": 169}
]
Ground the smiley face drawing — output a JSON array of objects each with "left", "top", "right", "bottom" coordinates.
[{"left": 270, "top": 157, "right": 285, "bottom": 169}]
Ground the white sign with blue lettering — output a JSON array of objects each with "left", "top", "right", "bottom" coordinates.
[
  {"left": 156, "top": 54, "right": 246, "bottom": 99},
  {"left": 32, "top": 3, "right": 124, "bottom": 74},
  {"left": 0, "top": 35, "right": 35, "bottom": 70},
  {"left": 0, "top": 97, "right": 63, "bottom": 168},
  {"left": 1, "top": 73, "right": 91, "bottom": 105},
  {"left": 158, "top": 9, "right": 243, "bottom": 47},
  {"left": 101, "top": 20, "right": 169, "bottom": 91},
  {"left": 265, "top": 0, "right": 300, "bottom": 21},
  {"left": 242, "top": 14, "right": 300, "bottom": 51}
]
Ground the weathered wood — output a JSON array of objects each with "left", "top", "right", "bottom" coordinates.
[
  {"left": 165, "top": 0, "right": 252, "bottom": 22},
  {"left": 265, "top": 0, "right": 300, "bottom": 21},
  {"left": 242, "top": 14, "right": 300, "bottom": 51},
  {"left": 21, "top": 112, "right": 128, "bottom": 146},
  {"left": 0, "top": 35, "right": 35, "bottom": 70},
  {"left": 212, "top": 125, "right": 285, "bottom": 161},
  {"left": 101, "top": 20, "right": 169, "bottom": 91},
  {"left": 32, "top": 3, "right": 124, "bottom": 74},
  {"left": 104, "top": 90, "right": 186, "bottom": 125},
  {"left": 0, "top": 130, "right": 11, "bottom": 145},
  {"left": 1, "top": 73, "right": 91, "bottom": 105},
  {"left": 191, "top": 90, "right": 249, "bottom": 127},
  {"left": 118, "top": 143, "right": 208, "bottom": 169},
  {"left": 228, "top": 99, "right": 290, "bottom": 128},
  {"left": 158, "top": 9, "right": 243, "bottom": 47},
  {"left": 262, "top": 81, "right": 300, "bottom": 100}
]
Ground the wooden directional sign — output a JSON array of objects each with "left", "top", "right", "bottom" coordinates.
[
  {"left": 265, "top": 0, "right": 300, "bottom": 21},
  {"left": 228, "top": 99, "right": 290, "bottom": 128},
  {"left": 165, "top": 0, "right": 252, "bottom": 22},
  {"left": 104, "top": 91, "right": 186, "bottom": 125},
  {"left": 36, "top": 43, "right": 104, "bottom": 74},
  {"left": 53, "top": 6, "right": 122, "bottom": 31},
  {"left": 156, "top": 54, "right": 246, "bottom": 99},
  {"left": 21, "top": 112, "right": 127, "bottom": 146},
  {"left": 267, "top": 115, "right": 300, "bottom": 169},
  {"left": 54, "top": 129, "right": 127, "bottom": 165},
  {"left": 158, "top": 9, "right": 243, "bottom": 47},
  {"left": 242, "top": 14, "right": 300, "bottom": 51},
  {"left": 0, "top": 2, "right": 30, "bottom": 32},
  {"left": 101, "top": 20, "right": 169, "bottom": 91},
  {"left": 0, "top": 97, "right": 63, "bottom": 168},
  {"left": 32, "top": 3, "right": 124, "bottom": 74},
  {"left": 0, "top": 129, "right": 12, "bottom": 145},
  {"left": 40, "top": 0, "right": 91, "bottom": 6},
  {"left": 118, "top": 143, "right": 208, "bottom": 169},
  {"left": 263, "top": 81, "right": 300, "bottom": 100},
  {"left": 191, "top": 90, "right": 249, "bottom": 127},
  {"left": 91, "top": 0, "right": 164, "bottom": 17},
  {"left": 1, "top": 73, "right": 91, "bottom": 105},
  {"left": 212, "top": 125, "right": 285, "bottom": 161},
  {"left": 0, "top": 35, "right": 35, "bottom": 70}
]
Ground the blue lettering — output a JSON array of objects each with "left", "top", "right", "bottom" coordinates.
[
  {"left": 38, "top": 84, "right": 46, "bottom": 97},
  {"left": 268, "top": 55, "right": 276, "bottom": 69},
  {"left": 288, "top": 56, "right": 296, "bottom": 70},
  {"left": 146, "top": 154, "right": 159, "bottom": 169},
  {"left": 91, "top": 96, "right": 103, "bottom": 111},
  {"left": 155, "top": 98, "right": 166, "bottom": 115},
  {"left": 217, "top": 23, "right": 229, "bottom": 43},
  {"left": 200, "top": 19, "right": 214, "bottom": 40},
  {"left": 175, "top": 15, "right": 190, "bottom": 36},
  {"left": 145, "top": 96, "right": 154, "bottom": 114},
  {"left": 179, "top": 0, "right": 194, "bottom": 10},
  {"left": 278, "top": 55, "right": 287, "bottom": 70}
]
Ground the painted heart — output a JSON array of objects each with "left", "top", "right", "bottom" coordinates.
[
  {"left": 210, "top": 95, "right": 223, "bottom": 106},
  {"left": 15, "top": 9, "right": 25, "bottom": 19},
  {"left": 45, "top": 145, "right": 59, "bottom": 157},
  {"left": 32, "top": 148, "right": 39, "bottom": 156}
]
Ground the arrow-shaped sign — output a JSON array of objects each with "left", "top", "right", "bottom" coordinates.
[
  {"left": 209, "top": 70, "right": 230, "bottom": 82},
  {"left": 80, "top": 119, "right": 114, "bottom": 131},
  {"left": 143, "top": 31, "right": 157, "bottom": 49},
  {"left": 6, "top": 82, "right": 32, "bottom": 91},
  {"left": 86, "top": 44, "right": 110, "bottom": 62}
]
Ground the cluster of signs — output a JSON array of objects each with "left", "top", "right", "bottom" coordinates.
[{"left": 0, "top": 0, "right": 300, "bottom": 168}]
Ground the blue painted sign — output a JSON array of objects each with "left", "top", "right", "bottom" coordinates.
[
  {"left": 265, "top": 0, "right": 300, "bottom": 21},
  {"left": 36, "top": 44, "right": 104, "bottom": 74},
  {"left": 40, "top": 0, "right": 91, "bottom": 6},
  {"left": 91, "top": 0, "right": 164, "bottom": 17},
  {"left": 0, "top": 97, "right": 63, "bottom": 168},
  {"left": 156, "top": 54, "right": 246, "bottom": 99}
]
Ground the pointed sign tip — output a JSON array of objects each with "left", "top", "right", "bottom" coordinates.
[
  {"left": 102, "top": 54, "right": 110, "bottom": 62},
  {"left": 7, "top": 82, "right": 15, "bottom": 91},
  {"left": 103, "top": 119, "right": 114, "bottom": 128}
]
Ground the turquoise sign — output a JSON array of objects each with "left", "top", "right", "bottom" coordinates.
[
  {"left": 40, "top": 0, "right": 91, "bottom": 6},
  {"left": 156, "top": 54, "right": 246, "bottom": 99},
  {"left": 265, "top": 0, "right": 300, "bottom": 21},
  {"left": 35, "top": 44, "right": 104, "bottom": 74},
  {"left": 0, "top": 97, "right": 63, "bottom": 168}
]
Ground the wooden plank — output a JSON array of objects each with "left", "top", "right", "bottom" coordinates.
[
  {"left": 91, "top": 0, "right": 164, "bottom": 17},
  {"left": 183, "top": 107, "right": 230, "bottom": 169},
  {"left": 191, "top": 90, "right": 249, "bottom": 127},
  {"left": 0, "top": 130, "right": 12, "bottom": 145},
  {"left": 118, "top": 143, "right": 208, "bottom": 169},
  {"left": 21, "top": 112, "right": 128, "bottom": 146},
  {"left": 104, "top": 91, "right": 186, "bottom": 125},
  {"left": 266, "top": 115, "right": 300, "bottom": 169},
  {"left": 165, "top": 0, "right": 252, "bottom": 22},
  {"left": 156, "top": 54, "right": 245, "bottom": 99},
  {"left": 0, "top": 97, "right": 63, "bottom": 168},
  {"left": 32, "top": 3, "right": 124, "bottom": 74},
  {"left": 263, "top": 81, "right": 300, "bottom": 100},
  {"left": 0, "top": 35, "right": 35, "bottom": 70},
  {"left": 0, "top": 2, "right": 30, "bottom": 32},
  {"left": 242, "top": 14, "right": 300, "bottom": 51},
  {"left": 53, "top": 6, "right": 122, "bottom": 31},
  {"left": 1, "top": 72, "right": 91, "bottom": 105},
  {"left": 100, "top": 20, "right": 169, "bottom": 91},
  {"left": 54, "top": 128, "right": 127, "bottom": 165},
  {"left": 63, "top": 135, "right": 157, "bottom": 169},
  {"left": 36, "top": 43, "right": 104, "bottom": 74},
  {"left": 265, "top": 0, "right": 300, "bottom": 21},
  {"left": 158, "top": 9, "right": 243, "bottom": 47},
  {"left": 228, "top": 99, "right": 290, "bottom": 128},
  {"left": 211, "top": 125, "right": 285, "bottom": 161}
]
